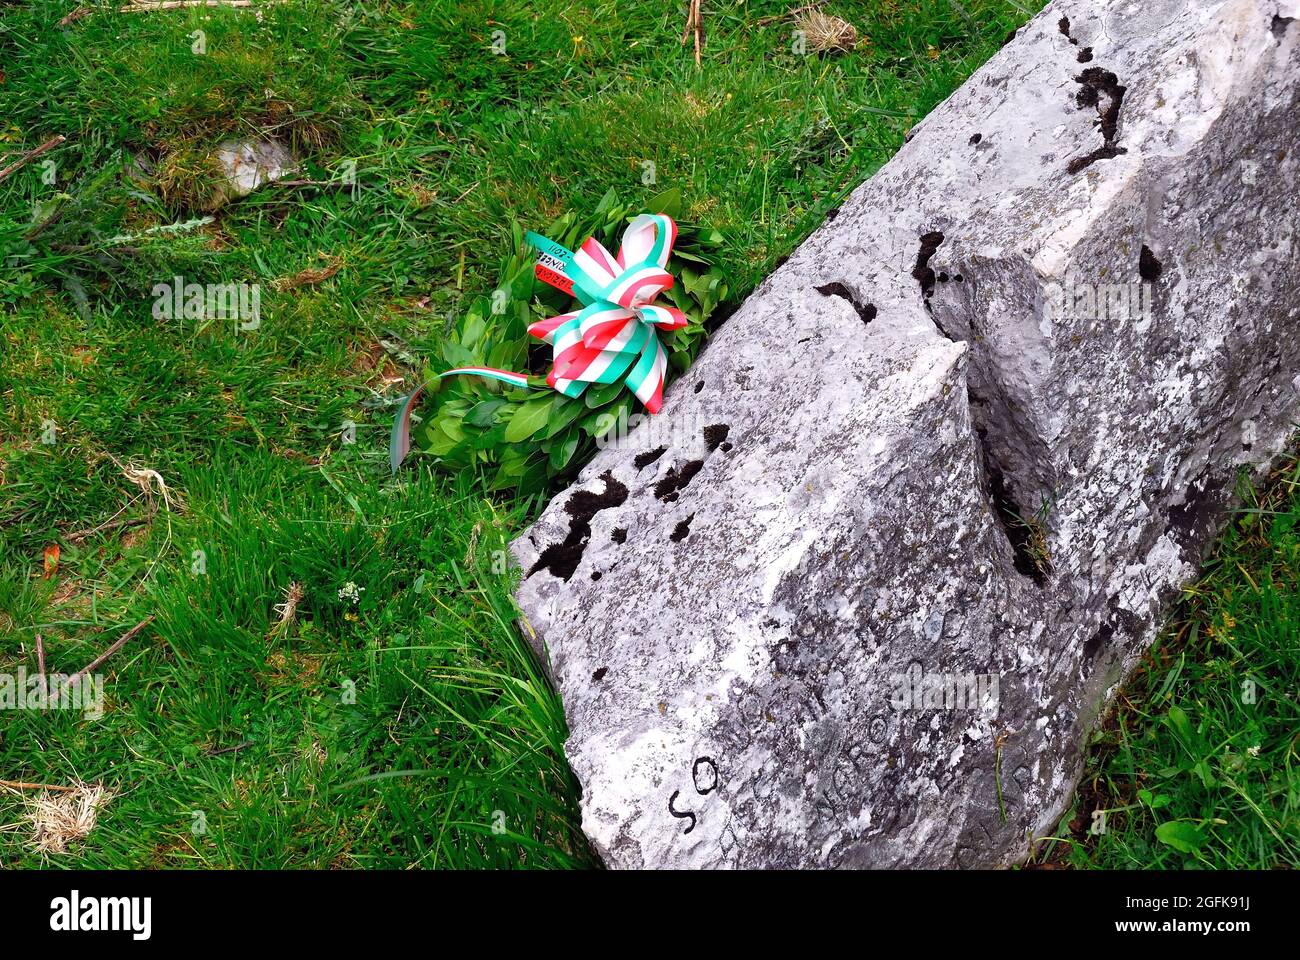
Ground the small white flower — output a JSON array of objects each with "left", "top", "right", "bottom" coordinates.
[
  {"left": 337, "top": 581, "right": 364, "bottom": 605},
  {"left": 1247, "top": 744, "right": 1261, "bottom": 758}
]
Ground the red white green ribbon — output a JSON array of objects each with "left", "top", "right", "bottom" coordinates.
[
  {"left": 433, "top": 366, "right": 529, "bottom": 390},
  {"left": 389, "top": 215, "right": 685, "bottom": 473},
  {"left": 524, "top": 213, "right": 685, "bottom": 414}
]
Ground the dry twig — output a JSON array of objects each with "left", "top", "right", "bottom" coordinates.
[
  {"left": 204, "top": 740, "right": 253, "bottom": 757},
  {"left": 63, "top": 512, "right": 148, "bottom": 544},
  {"left": 119, "top": 0, "right": 258, "bottom": 11},
  {"left": 271, "top": 255, "right": 344, "bottom": 292},
  {"left": 58, "top": 7, "right": 95, "bottom": 26},
  {"left": 50, "top": 616, "right": 154, "bottom": 706},
  {"left": 0, "top": 135, "right": 66, "bottom": 183},
  {"left": 0, "top": 781, "right": 77, "bottom": 793},
  {"left": 35, "top": 633, "right": 47, "bottom": 697},
  {"left": 272, "top": 178, "right": 353, "bottom": 190},
  {"left": 681, "top": 0, "right": 704, "bottom": 65}
]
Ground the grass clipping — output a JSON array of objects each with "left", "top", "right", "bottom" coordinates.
[{"left": 24, "top": 783, "right": 114, "bottom": 855}]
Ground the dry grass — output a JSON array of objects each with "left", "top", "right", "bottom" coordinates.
[
  {"left": 268, "top": 581, "right": 305, "bottom": 638},
  {"left": 20, "top": 782, "right": 114, "bottom": 855},
  {"left": 799, "top": 9, "right": 860, "bottom": 52}
]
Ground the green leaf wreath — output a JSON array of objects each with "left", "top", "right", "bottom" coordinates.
[{"left": 398, "top": 187, "right": 728, "bottom": 496}]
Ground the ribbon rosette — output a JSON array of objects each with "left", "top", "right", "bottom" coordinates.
[{"left": 525, "top": 213, "right": 686, "bottom": 414}]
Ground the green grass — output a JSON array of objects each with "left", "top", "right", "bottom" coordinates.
[
  {"left": 1, "top": 457, "right": 584, "bottom": 867},
  {"left": 13, "top": 0, "right": 1286, "bottom": 869}
]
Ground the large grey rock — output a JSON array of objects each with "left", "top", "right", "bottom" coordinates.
[{"left": 511, "top": 0, "right": 1300, "bottom": 868}]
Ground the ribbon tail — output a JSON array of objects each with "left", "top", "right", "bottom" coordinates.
[
  {"left": 438, "top": 366, "right": 531, "bottom": 389},
  {"left": 526, "top": 230, "right": 606, "bottom": 304},
  {"left": 389, "top": 368, "right": 534, "bottom": 474},
  {"left": 389, "top": 382, "right": 426, "bottom": 475}
]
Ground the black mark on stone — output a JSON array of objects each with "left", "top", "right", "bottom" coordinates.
[
  {"left": 1058, "top": 15, "right": 1090, "bottom": 59},
  {"left": 1272, "top": 14, "right": 1294, "bottom": 37},
  {"left": 969, "top": 133, "right": 982, "bottom": 145},
  {"left": 1067, "top": 67, "right": 1127, "bottom": 174},
  {"left": 668, "top": 790, "right": 696, "bottom": 834},
  {"left": 720, "top": 441, "right": 733, "bottom": 452},
  {"left": 1138, "top": 244, "right": 1163, "bottom": 281},
  {"left": 611, "top": 527, "right": 627, "bottom": 544},
  {"left": 815, "top": 282, "right": 876, "bottom": 324},
  {"left": 592, "top": 666, "right": 608, "bottom": 681},
  {"left": 634, "top": 446, "right": 667, "bottom": 469},
  {"left": 527, "top": 470, "right": 628, "bottom": 581},
  {"left": 591, "top": 571, "right": 602, "bottom": 581},
  {"left": 825, "top": 205, "right": 841, "bottom": 221},
  {"left": 913, "top": 231, "right": 959, "bottom": 338},
  {"left": 670, "top": 513, "right": 695, "bottom": 542},
  {"left": 704, "top": 423, "right": 730, "bottom": 451},
  {"left": 693, "top": 380, "right": 705, "bottom": 394},
  {"left": 656, "top": 460, "right": 704, "bottom": 502},
  {"left": 912, "top": 231, "right": 946, "bottom": 303},
  {"left": 693, "top": 757, "right": 719, "bottom": 795}
]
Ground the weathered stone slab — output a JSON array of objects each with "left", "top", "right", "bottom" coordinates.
[{"left": 511, "top": 0, "right": 1300, "bottom": 868}]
